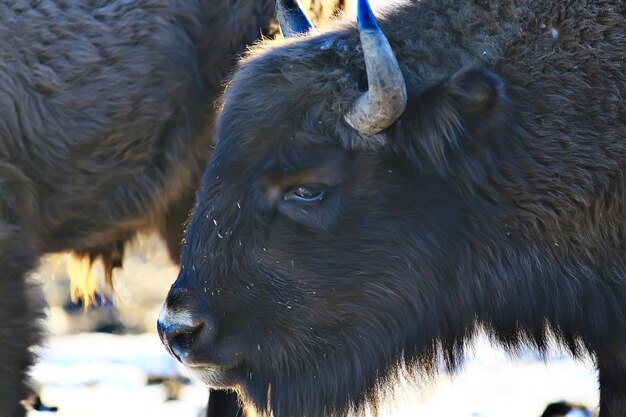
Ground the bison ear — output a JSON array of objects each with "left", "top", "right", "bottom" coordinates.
[
  {"left": 446, "top": 66, "right": 506, "bottom": 115},
  {"left": 387, "top": 66, "right": 508, "bottom": 173}
]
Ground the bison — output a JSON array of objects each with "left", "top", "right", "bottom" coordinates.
[
  {"left": 0, "top": 0, "right": 349, "bottom": 416},
  {"left": 157, "top": 0, "right": 625, "bottom": 416}
]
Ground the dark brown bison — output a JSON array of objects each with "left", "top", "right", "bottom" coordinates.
[
  {"left": 158, "top": 0, "right": 625, "bottom": 416},
  {"left": 0, "top": 0, "right": 349, "bottom": 416}
]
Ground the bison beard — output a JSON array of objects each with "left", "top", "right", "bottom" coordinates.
[
  {"left": 0, "top": 0, "right": 349, "bottom": 416},
  {"left": 159, "top": 0, "right": 626, "bottom": 416}
]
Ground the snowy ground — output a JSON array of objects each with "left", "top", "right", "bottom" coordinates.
[
  {"left": 28, "top": 333, "right": 208, "bottom": 417},
  {"left": 27, "top": 235, "right": 600, "bottom": 417}
]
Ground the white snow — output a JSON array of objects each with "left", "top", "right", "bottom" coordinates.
[{"left": 28, "top": 333, "right": 208, "bottom": 417}]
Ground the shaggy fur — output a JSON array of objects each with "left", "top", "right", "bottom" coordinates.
[
  {"left": 163, "top": 1, "right": 626, "bottom": 416},
  {"left": 0, "top": 0, "right": 347, "bottom": 415}
]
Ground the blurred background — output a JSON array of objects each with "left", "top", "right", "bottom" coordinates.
[
  {"left": 27, "top": 234, "right": 208, "bottom": 417},
  {"left": 26, "top": 234, "right": 599, "bottom": 417}
]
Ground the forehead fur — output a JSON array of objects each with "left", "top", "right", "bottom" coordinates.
[
  {"left": 215, "top": 23, "right": 390, "bottom": 155},
  {"left": 213, "top": 0, "right": 530, "bottom": 162}
]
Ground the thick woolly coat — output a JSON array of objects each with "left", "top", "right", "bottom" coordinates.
[{"left": 166, "top": 1, "right": 625, "bottom": 416}]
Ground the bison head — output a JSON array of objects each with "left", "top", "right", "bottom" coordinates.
[{"left": 159, "top": 0, "right": 513, "bottom": 415}]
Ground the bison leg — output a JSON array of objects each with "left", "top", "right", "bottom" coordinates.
[
  {"left": 0, "top": 222, "right": 42, "bottom": 417},
  {"left": 598, "top": 353, "right": 626, "bottom": 417},
  {"left": 206, "top": 389, "right": 243, "bottom": 417}
]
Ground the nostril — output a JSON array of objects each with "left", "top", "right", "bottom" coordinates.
[
  {"left": 157, "top": 307, "right": 207, "bottom": 360},
  {"left": 158, "top": 292, "right": 219, "bottom": 363},
  {"left": 168, "top": 322, "right": 204, "bottom": 351}
]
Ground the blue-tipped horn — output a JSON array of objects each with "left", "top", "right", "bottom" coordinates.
[
  {"left": 345, "top": 0, "right": 407, "bottom": 135},
  {"left": 356, "top": 0, "right": 381, "bottom": 31},
  {"left": 276, "top": 0, "right": 316, "bottom": 38}
]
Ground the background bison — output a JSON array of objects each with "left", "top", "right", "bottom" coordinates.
[
  {"left": 158, "top": 0, "right": 625, "bottom": 416},
  {"left": 0, "top": 0, "right": 347, "bottom": 416}
]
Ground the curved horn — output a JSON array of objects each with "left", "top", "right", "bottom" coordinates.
[
  {"left": 344, "top": 0, "right": 407, "bottom": 135},
  {"left": 276, "top": 0, "right": 316, "bottom": 38}
]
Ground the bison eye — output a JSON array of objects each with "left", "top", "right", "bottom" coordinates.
[
  {"left": 286, "top": 185, "right": 326, "bottom": 202},
  {"left": 278, "top": 183, "right": 339, "bottom": 231}
]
